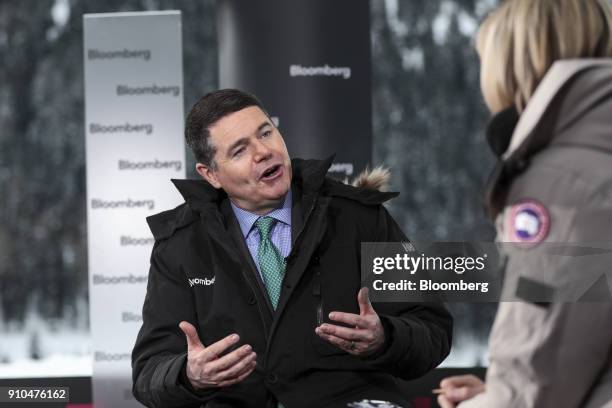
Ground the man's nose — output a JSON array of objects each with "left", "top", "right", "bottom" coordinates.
[{"left": 253, "top": 139, "right": 272, "bottom": 161}]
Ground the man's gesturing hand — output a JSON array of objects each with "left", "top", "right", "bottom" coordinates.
[
  {"left": 178, "top": 321, "right": 257, "bottom": 390},
  {"left": 315, "top": 287, "right": 385, "bottom": 356}
]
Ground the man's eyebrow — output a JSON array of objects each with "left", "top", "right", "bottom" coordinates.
[
  {"left": 257, "top": 121, "right": 272, "bottom": 132},
  {"left": 225, "top": 121, "right": 272, "bottom": 156}
]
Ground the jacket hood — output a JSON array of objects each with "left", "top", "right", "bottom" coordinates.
[
  {"left": 170, "top": 156, "right": 333, "bottom": 210},
  {"left": 149, "top": 156, "right": 398, "bottom": 239},
  {"left": 171, "top": 155, "right": 398, "bottom": 209},
  {"left": 351, "top": 166, "right": 391, "bottom": 191}
]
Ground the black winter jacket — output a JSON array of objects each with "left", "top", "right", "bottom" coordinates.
[{"left": 132, "top": 157, "right": 452, "bottom": 408}]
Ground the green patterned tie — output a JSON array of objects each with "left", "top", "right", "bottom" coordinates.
[{"left": 255, "top": 216, "right": 286, "bottom": 309}]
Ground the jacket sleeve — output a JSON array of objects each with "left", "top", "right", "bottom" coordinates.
[
  {"left": 460, "top": 175, "right": 612, "bottom": 407},
  {"left": 131, "top": 240, "right": 217, "bottom": 408},
  {"left": 362, "top": 205, "right": 454, "bottom": 380}
]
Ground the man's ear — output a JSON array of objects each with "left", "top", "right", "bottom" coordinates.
[{"left": 195, "top": 163, "right": 222, "bottom": 189}]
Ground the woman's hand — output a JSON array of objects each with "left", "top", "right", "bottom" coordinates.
[{"left": 435, "top": 374, "right": 485, "bottom": 408}]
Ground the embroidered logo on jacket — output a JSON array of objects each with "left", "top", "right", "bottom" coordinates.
[
  {"left": 509, "top": 200, "right": 550, "bottom": 247},
  {"left": 188, "top": 276, "right": 215, "bottom": 287}
]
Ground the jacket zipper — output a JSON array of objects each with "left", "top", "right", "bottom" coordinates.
[
  {"left": 313, "top": 272, "right": 323, "bottom": 326},
  {"left": 296, "top": 196, "right": 325, "bottom": 327},
  {"left": 284, "top": 195, "right": 322, "bottom": 326}
]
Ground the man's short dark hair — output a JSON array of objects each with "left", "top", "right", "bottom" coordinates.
[{"left": 185, "top": 89, "right": 267, "bottom": 168}]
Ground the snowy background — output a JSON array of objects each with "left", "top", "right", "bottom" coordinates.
[{"left": 0, "top": 0, "right": 498, "bottom": 378}]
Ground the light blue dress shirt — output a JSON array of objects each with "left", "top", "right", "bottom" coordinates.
[{"left": 230, "top": 191, "right": 292, "bottom": 281}]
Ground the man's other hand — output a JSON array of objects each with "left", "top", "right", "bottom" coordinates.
[
  {"left": 436, "top": 374, "right": 485, "bottom": 408},
  {"left": 178, "top": 321, "right": 257, "bottom": 389},
  {"left": 315, "top": 287, "right": 385, "bottom": 356}
]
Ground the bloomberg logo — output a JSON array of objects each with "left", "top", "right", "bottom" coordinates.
[
  {"left": 95, "top": 351, "right": 131, "bottom": 362},
  {"left": 120, "top": 236, "right": 155, "bottom": 246},
  {"left": 122, "top": 312, "right": 143, "bottom": 323},
  {"left": 93, "top": 274, "right": 148, "bottom": 285},
  {"left": 289, "top": 64, "right": 351, "bottom": 79},
  {"left": 188, "top": 276, "right": 215, "bottom": 287}
]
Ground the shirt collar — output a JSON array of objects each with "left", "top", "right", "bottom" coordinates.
[{"left": 230, "top": 190, "right": 292, "bottom": 238}]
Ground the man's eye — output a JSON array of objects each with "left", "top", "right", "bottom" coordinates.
[
  {"left": 262, "top": 130, "right": 272, "bottom": 137},
  {"left": 232, "top": 147, "right": 245, "bottom": 157}
]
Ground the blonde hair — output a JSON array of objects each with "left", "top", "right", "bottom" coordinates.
[{"left": 477, "top": 0, "right": 612, "bottom": 113}]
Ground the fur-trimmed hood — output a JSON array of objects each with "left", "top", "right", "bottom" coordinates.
[
  {"left": 350, "top": 166, "right": 391, "bottom": 191},
  {"left": 147, "top": 156, "right": 398, "bottom": 240}
]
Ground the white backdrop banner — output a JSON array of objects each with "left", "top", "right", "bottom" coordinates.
[{"left": 84, "top": 11, "right": 185, "bottom": 408}]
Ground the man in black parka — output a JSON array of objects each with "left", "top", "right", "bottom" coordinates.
[{"left": 131, "top": 89, "right": 452, "bottom": 408}]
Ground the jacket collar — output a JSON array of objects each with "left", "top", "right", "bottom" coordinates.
[
  {"left": 171, "top": 154, "right": 400, "bottom": 211},
  {"left": 170, "top": 155, "right": 335, "bottom": 213},
  {"left": 485, "top": 106, "right": 519, "bottom": 159},
  {"left": 484, "top": 59, "right": 612, "bottom": 220},
  {"left": 503, "top": 58, "right": 612, "bottom": 161}
]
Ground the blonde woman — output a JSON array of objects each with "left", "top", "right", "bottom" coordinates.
[{"left": 438, "top": 0, "right": 612, "bottom": 407}]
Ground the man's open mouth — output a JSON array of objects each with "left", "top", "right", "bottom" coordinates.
[{"left": 260, "top": 164, "right": 282, "bottom": 180}]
